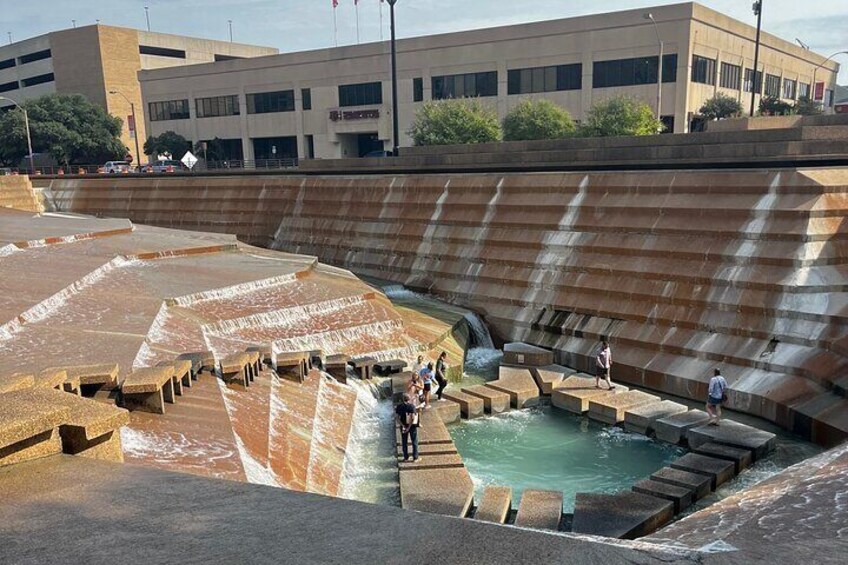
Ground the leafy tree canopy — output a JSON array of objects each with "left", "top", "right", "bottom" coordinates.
[
  {"left": 503, "top": 99, "right": 576, "bottom": 141},
  {"left": 579, "top": 96, "right": 663, "bottom": 137},
  {"left": 144, "top": 131, "right": 191, "bottom": 160},
  {"left": 699, "top": 93, "right": 744, "bottom": 120},
  {"left": 408, "top": 98, "right": 501, "bottom": 146}
]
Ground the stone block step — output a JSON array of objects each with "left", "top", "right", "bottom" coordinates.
[
  {"left": 0, "top": 392, "right": 70, "bottom": 467},
  {"left": 474, "top": 486, "right": 512, "bottom": 524},
  {"left": 503, "top": 343, "right": 553, "bottom": 367},
  {"left": 531, "top": 365, "right": 574, "bottom": 395},
  {"left": 62, "top": 364, "right": 120, "bottom": 394},
  {"left": 461, "top": 385, "right": 510, "bottom": 414},
  {"left": 34, "top": 369, "right": 69, "bottom": 391},
  {"left": 399, "top": 466, "right": 474, "bottom": 518},
  {"left": 693, "top": 441, "right": 753, "bottom": 473},
  {"left": 485, "top": 367, "right": 540, "bottom": 408},
  {"left": 395, "top": 443, "right": 457, "bottom": 458},
  {"left": 654, "top": 410, "right": 710, "bottom": 445},
  {"left": 552, "top": 380, "right": 630, "bottom": 414},
  {"left": 669, "top": 453, "right": 736, "bottom": 490},
  {"left": 434, "top": 400, "right": 461, "bottom": 424},
  {"left": 631, "top": 479, "right": 694, "bottom": 514},
  {"left": 120, "top": 366, "right": 176, "bottom": 414},
  {"left": 514, "top": 490, "right": 562, "bottom": 531},
  {"left": 686, "top": 420, "right": 777, "bottom": 461},
  {"left": 623, "top": 400, "right": 689, "bottom": 435},
  {"left": 398, "top": 453, "right": 464, "bottom": 471},
  {"left": 588, "top": 390, "right": 660, "bottom": 425},
  {"left": 572, "top": 492, "right": 674, "bottom": 539},
  {"left": 442, "top": 390, "right": 484, "bottom": 419},
  {"left": 650, "top": 467, "right": 712, "bottom": 500}
]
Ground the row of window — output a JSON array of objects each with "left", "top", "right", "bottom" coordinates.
[
  {"left": 0, "top": 49, "right": 52, "bottom": 70},
  {"left": 508, "top": 64, "right": 582, "bottom": 95},
  {"left": 694, "top": 55, "right": 810, "bottom": 99},
  {"left": 150, "top": 89, "right": 315, "bottom": 121},
  {"left": 0, "top": 72, "right": 55, "bottom": 92},
  {"left": 432, "top": 71, "right": 498, "bottom": 100},
  {"left": 593, "top": 55, "right": 677, "bottom": 89}
]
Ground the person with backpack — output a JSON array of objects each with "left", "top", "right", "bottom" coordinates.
[
  {"left": 706, "top": 368, "right": 728, "bottom": 426},
  {"left": 396, "top": 393, "right": 419, "bottom": 462},
  {"left": 595, "top": 340, "right": 615, "bottom": 390},
  {"left": 435, "top": 351, "right": 449, "bottom": 401}
]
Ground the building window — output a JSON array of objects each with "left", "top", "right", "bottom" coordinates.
[
  {"left": 338, "top": 82, "right": 383, "bottom": 107},
  {"left": 18, "top": 49, "right": 51, "bottom": 65},
  {"left": 593, "top": 55, "right": 676, "bottom": 89},
  {"left": 195, "top": 95, "right": 240, "bottom": 118},
  {"left": 824, "top": 89, "right": 834, "bottom": 107},
  {"left": 305, "top": 135, "right": 315, "bottom": 159},
  {"left": 799, "top": 82, "right": 811, "bottom": 100},
  {"left": 0, "top": 81, "right": 17, "bottom": 93},
  {"left": 691, "top": 55, "right": 716, "bottom": 85},
  {"left": 431, "top": 71, "right": 498, "bottom": 100},
  {"left": 139, "top": 45, "right": 186, "bottom": 59},
  {"left": 782, "top": 78, "right": 797, "bottom": 100},
  {"left": 247, "top": 90, "right": 295, "bottom": 114},
  {"left": 148, "top": 99, "right": 190, "bottom": 121},
  {"left": 764, "top": 74, "right": 781, "bottom": 97},
  {"left": 301, "top": 88, "right": 312, "bottom": 110},
  {"left": 0, "top": 58, "right": 15, "bottom": 70},
  {"left": 413, "top": 78, "right": 424, "bottom": 102},
  {"left": 252, "top": 136, "right": 298, "bottom": 161},
  {"left": 20, "top": 73, "right": 54, "bottom": 87},
  {"left": 720, "top": 62, "right": 741, "bottom": 90},
  {"left": 744, "top": 68, "right": 762, "bottom": 93},
  {"left": 507, "top": 63, "right": 582, "bottom": 95},
  {"left": 214, "top": 54, "right": 243, "bottom": 62}
]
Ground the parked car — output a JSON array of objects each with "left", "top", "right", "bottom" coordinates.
[
  {"left": 102, "top": 161, "right": 131, "bottom": 174},
  {"left": 141, "top": 159, "right": 185, "bottom": 173}
]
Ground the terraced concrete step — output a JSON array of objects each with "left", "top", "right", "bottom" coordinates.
[
  {"left": 398, "top": 453, "right": 464, "bottom": 471},
  {"left": 572, "top": 492, "right": 674, "bottom": 539},
  {"left": 474, "top": 486, "right": 512, "bottom": 524},
  {"left": 461, "top": 385, "right": 510, "bottom": 414},
  {"left": 588, "top": 390, "right": 660, "bottom": 425},
  {"left": 654, "top": 410, "right": 710, "bottom": 445},
  {"left": 623, "top": 400, "right": 689, "bottom": 435},
  {"left": 686, "top": 420, "right": 777, "bottom": 461},
  {"left": 0, "top": 392, "right": 70, "bottom": 466},
  {"left": 650, "top": 467, "right": 712, "bottom": 500},
  {"left": 669, "top": 453, "right": 736, "bottom": 490},
  {"left": 442, "top": 391, "right": 484, "bottom": 419},
  {"left": 631, "top": 479, "right": 694, "bottom": 514},
  {"left": 395, "top": 443, "right": 457, "bottom": 457},
  {"left": 514, "top": 490, "right": 562, "bottom": 531},
  {"left": 693, "top": 441, "right": 753, "bottom": 473},
  {"left": 531, "top": 364, "right": 574, "bottom": 395},
  {"left": 433, "top": 400, "right": 461, "bottom": 424},
  {"left": 503, "top": 343, "right": 553, "bottom": 367},
  {"left": 485, "top": 367, "right": 540, "bottom": 408},
  {"left": 551, "top": 376, "right": 629, "bottom": 414},
  {"left": 399, "top": 466, "right": 474, "bottom": 518}
]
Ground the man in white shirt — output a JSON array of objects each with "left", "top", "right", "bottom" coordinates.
[
  {"left": 594, "top": 340, "right": 615, "bottom": 390},
  {"left": 706, "top": 368, "right": 728, "bottom": 426}
]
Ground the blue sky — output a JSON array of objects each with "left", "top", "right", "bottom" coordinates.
[{"left": 4, "top": 1, "right": 847, "bottom": 81}]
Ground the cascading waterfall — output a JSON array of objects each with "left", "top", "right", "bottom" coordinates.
[{"left": 462, "top": 312, "right": 502, "bottom": 382}]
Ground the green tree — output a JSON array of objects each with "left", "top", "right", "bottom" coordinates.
[
  {"left": 408, "top": 99, "right": 501, "bottom": 146},
  {"left": 794, "top": 97, "right": 822, "bottom": 116},
  {"left": 502, "top": 99, "right": 576, "bottom": 141},
  {"left": 0, "top": 94, "right": 125, "bottom": 166},
  {"left": 699, "top": 93, "right": 743, "bottom": 120},
  {"left": 579, "top": 96, "right": 663, "bottom": 137},
  {"left": 144, "top": 131, "right": 191, "bottom": 159},
  {"left": 759, "top": 96, "right": 795, "bottom": 116}
]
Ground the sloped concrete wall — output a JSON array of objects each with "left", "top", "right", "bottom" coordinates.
[
  {"left": 0, "top": 175, "right": 42, "bottom": 213},
  {"left": 45, "top": 169, "right": 848, "bottom": 446}
]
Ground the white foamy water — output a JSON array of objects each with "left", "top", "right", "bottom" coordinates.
[
  {"left": 382, "top": 284, "right": 422, "bottom": 300},
  {"left": 464, "top": 312, "right": 494, "bottom": 349}
]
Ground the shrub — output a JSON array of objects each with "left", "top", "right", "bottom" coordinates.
[
  {"left": 579, "top": 96, "right": 662, "bottom": 137},
  {"left": 794, "top": 97, "right": 823, "bottom": 116},
  {"left": 699, "top": 93, "right": 743, "bottom": 120},
  {"left": 759, "top": 96, "right": 795, "bottom": 116},
  {"left": 502, "top": 99, "right": 576, "bottom": 141},
  {"left": 408, "top": 98, "right": 501, "bottom": 146}
]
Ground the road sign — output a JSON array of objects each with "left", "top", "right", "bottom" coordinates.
[{"left": 181, "top": 151, "right": 198, "bottom": 170}]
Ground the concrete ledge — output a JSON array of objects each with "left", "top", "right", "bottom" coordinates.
[
  {"left": 624, "top": 400, "right": 688, "bottom": 435},
  {"left": 654, "top": 410, "right": 710, "bottom": 445},
  {"left": 434, "top": 401, "right": 461, "bottom": 424},
  {"left": 572, "top": 492, "right": 673, "bottom": 539},
  {"left": 669, "top": 453, "right": 735, "bottom": 490},
  {"left": 485, "top": 367, "right": 540, "bottom": 408},
  {"left": 588, "top": 390, "right": 660, "bottom": 425},
  {"left": 552, "top": 381, "right": 630, "bottom": 415},
  {"left": 693, "top": 441, "right": 753, "bottom": 473},
  {"left": 461, "top": 385, "right": 510, "bottom": 414},
  {"left": 531, "top": 364, "right": 574, "bottom": 395},
  {"left": 686, "top": 420, "right": 776, "bottom": 461},
  {"left": 503, "top": 343, "right": 553, "bottom": 367},
  {"left": 650, "top": 467, "right": 712, "bottom": 500},
  {"left": 514, "top": 489, "right": 562, "bottom": 531},
  {"left": 395, "top": 443, "right": 457, "bottom": 457},
  {"left": 442, "top": 390, "right": 485, "bottom": 419},
  {"left": 632, "top": 479, "right": 693, "bottom": 514},
  {"left": 399, "top": 466, "right": 474, "bottom": 517},
  {"left": 398, "top": 453, "right": 464, "bottom": 471},
  {"left": 474, "top": 486, "right": 512, "bottom": 524}
]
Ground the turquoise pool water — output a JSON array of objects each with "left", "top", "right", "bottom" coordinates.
[{"left": 449, "top": 405, "right": 685, "bottom": 512}]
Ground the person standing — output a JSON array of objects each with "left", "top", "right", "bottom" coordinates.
[
  {"left": 406, "top": 372, "right": 424, "bottom": 409},
  {"left": 435, "top": 351, "right": 449, "bottom": 401},
  {"left": 419, "top": 362, "right": 435, "bottom": 408},
  {"left": 595, "top": 340, "right": 615, "bottom": 390},
  {"left": 412, "top": 355, "right": 425, "bottom": 376},
  {"left": 706, "top": 368, "right": 728, "bottom": 426},
  {"left": 395, "top": 393, "right": 419, "bottom": 462}
]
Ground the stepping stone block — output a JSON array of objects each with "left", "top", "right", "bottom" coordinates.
[
  {"left": 651, "top": 467, "right": 712, "bottom": 500},
  {"left": 552, "top": 380, "right": 629, "bottom": 414},
  {"left": 588, "top": 390, "right": 660, "bottom": 425},
  {"left": 694, "top": 441, "right": 753, "bottom": 474},
  {"left": 485, "top": 367, "right": 540, "bottom": 408},
  {"left": 220, "top": 353, "right": 251, "bottom": 387},
  {"left": 670, "top": 453, "right": 736, "bottom": 490},
  {"left": 0, "top": 373, "right": 34, "bottom": 394},
  {"left": 434, "top": 400, "right": 461, "bottom": 424},
  {"left": 632, "top": 479, "right": 694, "bottom": 514},
  {"left": 461, "top": 385, "right": 510, "bottom": 414},
  {"left": 654, "top": 410, "right": 710, "bottom": 445},
  {"left": 64, "top": 364, "right": 120, "bottom": 387},
  {"left": 245, "top": 345, "right": 274, "bottom": 367},
  {"left": 245, "top": 351, "right": 261, "bottom": 380},
  {"left": 374, "top": 359, "right": 407, "bottom": 376},
  {"left": 120, "top": 366, "right": 176, "bottom": 414},
  {"left": 399, "top": 466, "right": 474, "bottom": 517},
  {"left": 324, "top": 354, "right": 349, "bottom": 384},
  {"left": 34, "top": 369, "right": 68, "bottom": 391},
  {"left": 275, "top": 351, "right": 309, "bottom": 382},
  {"left": 686, "top": 420, "right": 776, "bottom": 461},
  {"left": 531, "top": 365, "right": 573, "bottom": 395},
  {"left": 397, "top": 453, "right": 464, "bottom": 471},
  {"left": 623, "top": 400, "right": 688, "bottom": 435},
  {"left": 572, "top": 492, "right": 674, "bottom": 539},
  {"left": 514, "top": 489, "right": 563, "bottom": 531},
  {"left": 349, "top": 357, "right": 377, "bottom": 380},
  {"left": 175, "top": 353, "right": 203, "bottom": 380},
  {"left": 475, "top": 486, "right": 512, "bottom": 524},
  {"left": 0, "top": 393, "right": 70, "bottom": 467},
  {"left": 503, "top": 343, "right": 553, "bottom": 367},
  {"left": 442, "top": 390, "right": 484, "bottom": 419}
]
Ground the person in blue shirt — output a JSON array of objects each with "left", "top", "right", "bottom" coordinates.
[
  {"left": 706, "top": 368, "right": 728, "bottom": 426},
  {"left": 419, "top": 362, "right": 435, "bottom": 408}
]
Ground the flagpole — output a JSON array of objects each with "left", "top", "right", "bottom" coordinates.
[
  {"left": 379, "top": 0, "right": 384, "bottom": 41},
  {"left": 356, "top": 2, "right": 361, "bottom": 44},
  {"left": 333, "top": 4, "right": 338, "bottom": 47}
]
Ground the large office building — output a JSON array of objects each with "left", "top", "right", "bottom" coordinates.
[
  {"left": 139, "top": 2, "right": 836, "bottom": 161},
  {"left": 0, "top": 25, "right": 277, "bottom": 163}
]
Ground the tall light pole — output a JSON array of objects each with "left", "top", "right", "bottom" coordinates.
[
  {"left": 228, "top": 20, "right": 233, "bottom": 43},
  {"left": 0, "top": 96, "right": 35, "bottom": 173},
  {"left": 812, "top": 51, "right": 848, "bottom": 111},
  {"left": 109, "top": 90, "right": 142, "bottom": 167},
  {"left": 750, "top": 0, "right": 763, "bottom": 116},
  {"left": 387, "top": 0, "right": 400, "bottom": 157},
  {"left": 644, "top": 13, "right": 663, "bottom": 126},
  {"left": 144, "top": 6, "right": 151, "bottom": 31}
]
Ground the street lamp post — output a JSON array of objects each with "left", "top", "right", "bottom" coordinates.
[
  {"left": 109, "top": 90, "right": 142, "bottom": 168},
  {"left": 387, "top": 0, "right": 400, "bottom": 157},
  {"left": 644, "top": 13, "right": 663, "bottom": 126},
  {"left": 811, "top": 51, "right": 848, "bottom": 111},
  {"left": 0, "top": 95, "right": 35, "bottom": 173},
  {"left": 750, "top": 1, "right": 763, "bottom": 116}
]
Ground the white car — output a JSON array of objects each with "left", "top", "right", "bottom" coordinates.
[{"left": 102, "top": 161, "right": 130, "bottom": 174}]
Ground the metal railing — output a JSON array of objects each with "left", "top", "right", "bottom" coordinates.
[{"left": 1, "top": 158, "right": 299, "bottom": 177}]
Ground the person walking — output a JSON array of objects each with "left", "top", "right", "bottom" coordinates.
[
  {"left": 396, "top": 393, "right": 419, "bottom": 462},
  {"left": 595, "top": 340, "right": 615, "bottom": 390},
  {"left": 706, "top": 368, "right": 728, "bottom": 426},
  {"left": 419, "top": 362, "right": 435, "bottom": 408},
  {"left": 435, "top": 351, "right": 449, "bottom": 401}
]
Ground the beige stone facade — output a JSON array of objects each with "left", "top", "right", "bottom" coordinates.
[
  {"left": 0, "top": 26, "right": 276, "bottom": 164},
  {"left": 138, "top": 2, "right": 839, "bottom": 161}
]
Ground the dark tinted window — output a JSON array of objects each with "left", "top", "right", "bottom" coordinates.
[
  {"left": 0, "top": 58, "right": 15, "bottom": 70},
  {"left": 0, "top": 81, "right": 17, "bottom": 93},
  {"left": 338, "top": 82, "right": 383, "bottom": 107},
  {"left": 18, "top": 49, "right": 51, "bottom": 65},
  {"left": 247, "top": 90, "right": 295, "bottom": 114},
  {"left": 413, "top": 77, "right": 424, "bottom": 102},
  {"left": 20, "top": 73, "right": 54, "bottom": 87},
  {"left": 148, "top": 99, "right": 190, "bottom": 121},
  {"left": 593, "top": 55, "right": 676, "bottom": 88},
  {"left": 507, "top": 63, "right": 581, "bottom": 94},
  {"left": 139, "top": 45, "right": 186, "bottom": 59},
  {"left": 302, "top": 88, "right": 312, "bottom": 110},
  {"left": 744, "top": 69, "right": 762, "bottom": 93},
  {"left": 195, "top": 95, "right": 240, "bottom": 118},
  {"left": 214, "top": 54, "right": 243, "bottom": 62},
  {"left": 764, "top": 74, "right": 781, "bottom": 97},
  {"left": 720, "top": 62, "right": 741, "bottom": 90},
  {"left": 691, "top": 55, "right": 716, "bottom": 85},
  {"left": 431, "top": 71, "right": 497, "bottom": 99}
]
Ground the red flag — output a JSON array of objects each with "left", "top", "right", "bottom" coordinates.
[{"left": 333, "top": 0, "right": 338, "bottom": 7}]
